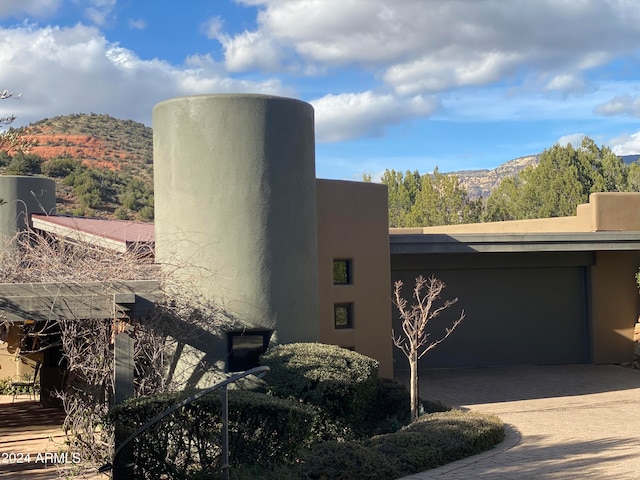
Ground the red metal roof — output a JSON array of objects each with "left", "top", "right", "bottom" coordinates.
[{"left": 31, "top": 214, "right": 154, "bottom": 252}]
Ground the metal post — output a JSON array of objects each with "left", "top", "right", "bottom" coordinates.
[{"left": 221, "top": 385, "right": 230, "bottom": 480}]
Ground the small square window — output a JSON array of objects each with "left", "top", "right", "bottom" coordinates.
[
  {"left": 334, "top": 303, "right": 353, "bottom": 329},
  {"left": 333, "top": 259, "right": 352, "bottom": 284}
]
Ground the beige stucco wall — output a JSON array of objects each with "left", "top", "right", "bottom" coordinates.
[
  {"left": 316, "top": 179, "right": 393, "bottom": 378},
  {"left": 396, "top": 192, "right": 640, "bottom": 235},
  {"left": 590, "top": 251, "right": 640, "bottom": 363}
]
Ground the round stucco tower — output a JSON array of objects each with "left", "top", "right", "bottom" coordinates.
[
  {"left": 153, "top": 94, "right": 319, "bottom": 347},
  {"left": 0, "top": 175, "right": 56, "bottom": 243}
]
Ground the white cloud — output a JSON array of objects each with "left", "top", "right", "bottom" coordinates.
[
  {"left": 0, "top": 0, "right": 62, "bottom": 18},
  {"left": 311, "top": 91, "right": 439, "bottom": 143},
  {"left": 610, "top": 131, "right": 640, "bottom": 155},
  {"left": 384, "top": 50, "right": 524, "bottom": 96},
  {"left": 0, "top": 24, "right": 286, "bottom": 127},
  {"left": 595, "top": 95, "right": 640, "bottom": 116},
  {"left": 128, "top": 18, "right": 146, "bottom": 30},
  {"left": 544, "top": 73, "right": 585, "bottom": 93},
  {"left": 221, "top": 31, "right": 283, "bottom": 72},
  {"left": 202, "top": 16, "right": 223, "bottom": 40},
  {"left": 220, "top": 0, "right": 640, "bottom": 96},
  {"left": 73, "top": 0, "right": 117, "bottom": 26},
  {"left": 556, "top": 133, "right": 585, "bottom": 147}
]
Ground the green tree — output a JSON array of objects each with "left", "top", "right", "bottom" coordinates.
[
  {"left": 64, "top": 167, "right": 118, "bottom": 209},
  {"left": 483, "top": 176, "right": 521, "bottom": 221},
  {"left": 627, "top": 162, "right": 640, "bottom": 192},
  {"left": 380, "top": 169, "right": 421, "bottom": 227},
  {"left": 41, "top": 156, "right": 82, "bottom": 177},
  {"left": 377, "top": 168, "right": 478, "bottom": 227},
  {"left": 485, "top": 137, "right": 629, "bottom": 221},
  {"left": 6, "top": 152, "right": 44, "bottom": 175},
  {"left": 0, "top": 151, "right": 11, "bottom": 167},
  {"left": 407, "top": 168, "right": 482, "bottom": 226}
]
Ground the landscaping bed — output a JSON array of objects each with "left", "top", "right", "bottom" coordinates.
[{"left": 108, "top": 343, "right": 504, "bottom": 479}]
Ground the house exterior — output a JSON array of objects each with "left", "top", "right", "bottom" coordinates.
[
  {"left": 1, "top": 95, "right": 639, "bottom": 386},
  {"left": 390, "top": 192, "right": 640, "bottom": 371},
  {"left": 17, "top": 185, "right": 640, "bottom": 379}
]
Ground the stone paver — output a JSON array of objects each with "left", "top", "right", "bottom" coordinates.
[
  {"left": 0, "top": 395, "right": 101, "bottom": 479},
  {"left": 398, "top": 364, "right": 640, "bottom": 479}
]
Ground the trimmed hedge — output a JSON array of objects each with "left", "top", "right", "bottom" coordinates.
[
  {"left": 260, "top": 343, "right": 379, "bottom": 430},
  {"left": 364, "top": 377, "right": 411, "bottom": 435},
  {"left": 295, "top": 410, "right": 505, "bottom": 480},
  {"left": 107, "top": 389, "right": 341, "bottom": 479},
  {"left": 105, "top": 343, "right": 505, "bottom": 479},
  {"left": 228, "top": 410, "right": 505, "bottom": 480}
]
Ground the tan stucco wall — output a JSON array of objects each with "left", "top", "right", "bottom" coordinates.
[
  {"left": 0, "top": 325, "right": 41, "bottom": 381},
  {"left": 316, "top": 179, "right": 393, "bottom": 378},
  {"left": 590, "top": 193, "right": 640, "bottom": 231},
  {"left": 389, "top": 192, "right": 640, "bottom": 367},
  {"left": 590, "top": 251, "right": 640, "bottom": 363},
  {"left": 395, "top": 192, "right": 640, "bottom": 235}
]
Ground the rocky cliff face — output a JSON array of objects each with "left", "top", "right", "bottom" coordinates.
[{"left": 453, "top": 155, "right": 540, "bottom": 199}]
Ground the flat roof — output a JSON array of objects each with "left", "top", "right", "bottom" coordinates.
[
  {"left": 390, "top": 232, "right": 640, "bottom": 254},
  {"left": 31, "top": 214, "right": 154, "bottom": 253}
]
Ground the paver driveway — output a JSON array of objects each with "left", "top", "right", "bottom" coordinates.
[{"left": 398, "top": 364, "right": 640, "bottom": 480}]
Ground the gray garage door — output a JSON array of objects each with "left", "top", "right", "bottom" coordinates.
[{"left": 391, "top": 264, "right": 590, "bottom": 369}]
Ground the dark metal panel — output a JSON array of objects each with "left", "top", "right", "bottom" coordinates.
[{"left": 391, "top": 266, "right": 589, "bottom": 369}]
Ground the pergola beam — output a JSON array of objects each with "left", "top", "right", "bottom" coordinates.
[{"left": 0, "top": 280, "right": 161, "bottom": 322}]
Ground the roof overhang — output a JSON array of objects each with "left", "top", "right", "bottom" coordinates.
[
  {"left": 31, "top": 214, "right": 154, "bottom": 254},
  {"left": 390, "top": 232, "right": 640, "bottom": 254}
]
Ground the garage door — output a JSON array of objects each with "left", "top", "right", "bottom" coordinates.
[{"left": 391, "top": 265, "right": 590, "bottom": 369}]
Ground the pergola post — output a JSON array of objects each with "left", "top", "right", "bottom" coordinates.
[{"left": 113, "top": 323, "right": 135, "bottom": 479}]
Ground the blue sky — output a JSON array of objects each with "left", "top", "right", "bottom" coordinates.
[{"left": 2, "top": 1, "right": 640, "bottom": 180}]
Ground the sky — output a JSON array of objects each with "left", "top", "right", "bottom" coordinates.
[{"left": 2, "top": 1, "right": 640, "bottom": 181}]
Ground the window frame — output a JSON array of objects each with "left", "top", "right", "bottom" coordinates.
[
  {"left": 332, "top": 259, "right": 353, "bottom": 285},
  {"left": 334, "top": 302, "right": 354, "bottom": 329}
]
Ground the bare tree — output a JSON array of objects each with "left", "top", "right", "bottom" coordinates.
[
  {"left": 392, "top": 275, "right": 465, "bottom": 421},
  {"left": 0, "top": 229, "right": 236, "bottom": 477},
  {"left": 0, "top": 89, "right": 17, "bottom": 125},
  {"left": 0, "top": 89, "right": 35, "bottom": 152}
]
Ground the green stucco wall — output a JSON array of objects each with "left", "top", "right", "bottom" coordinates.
[
  {"left": 0, "top": 175, "right": 56, "bottom": 243},
  {"left": 153, "top": 94, "right": 319, "bottom": 352}
]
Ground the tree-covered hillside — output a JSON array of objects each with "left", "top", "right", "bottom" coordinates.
[
  {"left": 377, "top": 137, "right": 640, "bottom": 227},
  {"left": 0, "top": 113, "right": 154, "bottom": 220}
]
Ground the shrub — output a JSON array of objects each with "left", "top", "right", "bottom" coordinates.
[
  {"left": 297, "top": 440, "right": 403, "bottom": 480},
  {"left": 260, "top": 343, "right": 379, "bottom": 431},
  {"left": 107, "top": 388, "right": 342, "bottom": 478},
  {"left": 399, "top": 410, "right": 505, "bottom": 459},
  {"left": 6, "top": 152, "right": 43, "bottom": 174},
  {"left": 291, "top": 410, "right": 504, "bottom": 480},
  {"left": 364, "top": 377, "right": 411, "bottom": 435},
  {"left": 41, "top": 156, "right": 82, "bottom": 177}
]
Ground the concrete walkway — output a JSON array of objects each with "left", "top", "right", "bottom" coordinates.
[{"left": 398, "top": 364, "right": 640, "bottom": 480}]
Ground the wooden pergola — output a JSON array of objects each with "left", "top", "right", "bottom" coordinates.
[{"left": 0, "top": 280, "right": 162, "bottom": 404}]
